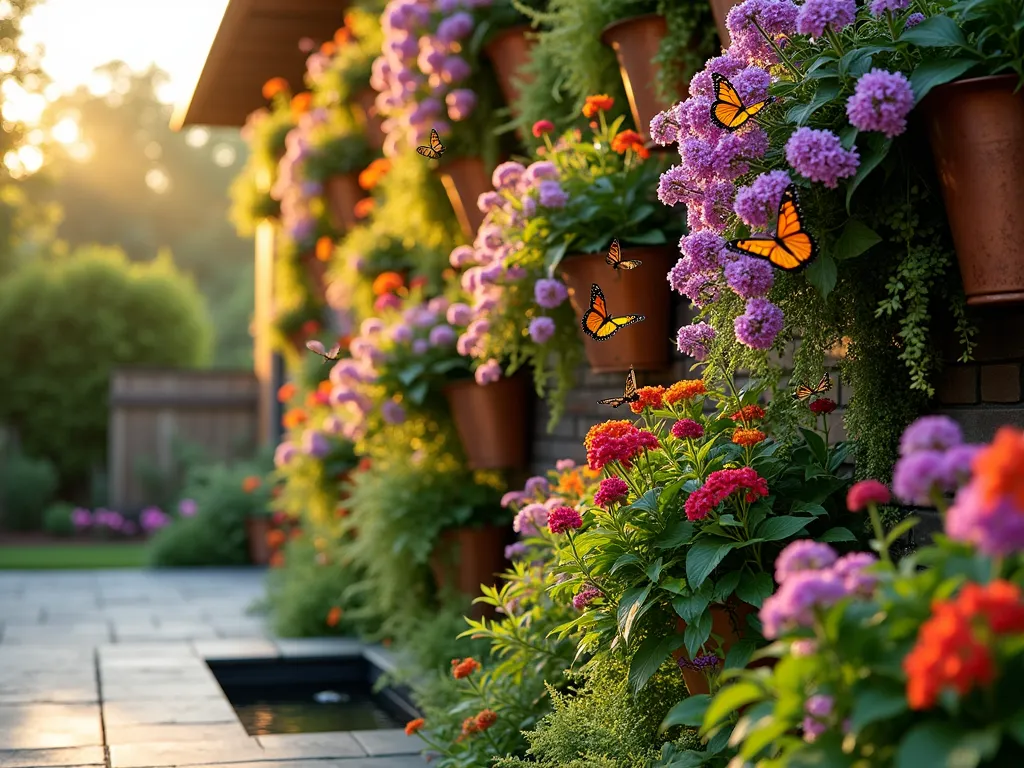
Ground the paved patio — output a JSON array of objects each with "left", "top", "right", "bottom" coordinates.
[{"left": 0, "top": 569, "right": 425, "bottom": 768}]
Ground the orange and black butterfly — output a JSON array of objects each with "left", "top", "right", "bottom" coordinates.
[
  {"left": 710, "top": 73, "right": 774, "bottom": 131},
  {"left": 725, "top": 185, "right": 818, "bottom": 271},
  {"left": 307, "top": 340, "right": 342, "bottom": 362},
  {"left": 581, "top": 283, "right": 645, "bottom": 341},
  {"left": 605, "top": 239, "right": 643, "bottom": 272},
  {"left": 416, "top": 128, "right": 446, "bottom": 160},
  {"left": 598, "top": 367, "right": 640, "bottom": 408},
  {"left": 794, "top": 372, "right": 832, "bottom": 401}
]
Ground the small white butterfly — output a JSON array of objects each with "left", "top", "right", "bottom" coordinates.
[{"left": 306, "top": 340, "right": 342, "bottom": 362}]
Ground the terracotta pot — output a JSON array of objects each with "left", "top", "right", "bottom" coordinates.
[
  {"left": 924, "top": 75, "right": 1024, "bottom": 306},
  {"left": 354, "top": 87, "right": 386, "bottom": 149},
  {"left": 245, "top": 517, "right": 272, "bottom": 566},
  {"left": 443, "top": 374, "right": 529, "bottom": 470},
  {"left": 300, "top": 251, "right": 328, "bottom": 293},
  {"left": 324, "top": 173, "right": 365, "bottom": 232},
  {"left": 709, "top": 0, "right": 740, "bottom": 47},
  {"left": 429, "top": 525, "right": 508, "bottom": 617},
  {"left": 483, "top": 25, "right": 535, "bottom": 117},
  {"left": 438, "top": 157, "right": 492, "bottom": 239},
  {"left": 560, "top": 246, "right": 674, "bottom": 373},
  {"left": 602, "top": 15, "right": 680, "bottom": 140},
  {"left": 672, "top": 601, "right": 755, "bottom": 695}
]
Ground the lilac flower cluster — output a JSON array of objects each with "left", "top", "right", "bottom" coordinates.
[
  {"left": 502, "top": 468, "right": 582, "bottom": 557},
  {"left": 71, "top": 506, "right": 169, "bottom": 538},
  {"left": 892, "top": 415, "right": 980, "bottom": 506},
  {"left": 760, "top": 539, "right": 878, "bottom": 638},
  {"left": 725, "top": 0, "right": 799, "bottom": 67},
  {"left": 270, "top": 108, "right": 330, "bottom": 244},
  {"left": 795, "top": 0, "right": 856, "bottom": 38},
  {"left": 846, "top": 69, "right": 915, "bottom": 139},
  {"left": 734, "top": 297, "right": 784, "bottom": 350},
  {"left": 370, "top": 0, "right": 489, "bottom": 156},
  {"left": 785, "top": 128, "right": 860, "bottom": 189}
]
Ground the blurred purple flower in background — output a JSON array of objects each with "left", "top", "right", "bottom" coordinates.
[{"left": 178, "top": 499, "right": 197, "bottom": 518}]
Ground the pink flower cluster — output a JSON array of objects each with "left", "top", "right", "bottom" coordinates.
[
  {"left": 585, "top": 425, "right": 660, "bottom": 472},
  {"left": 892, "top": 415, "right": 980, "bottom": 506},
  {"left": 594, "top": 476, "right": 629, "bottom": 508},
  {"left": 684, "top": 467, "right": 769, "bottom": 521},
  {"left": 548, "top": 505, "right": 583, "bottom": 534},
  {"left": 270, "top": 108, "right": 330, "bottom": 244}
]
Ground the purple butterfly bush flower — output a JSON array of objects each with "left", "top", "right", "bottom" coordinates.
[
  {"left": 505, "top": 541, "right": 529, "bottom": 560},
  {"left": 449, "top": 245, "right": 477, "bottom": 268},
  {"left": 899, "top": 415, "right": 963, "bottom": 455},
  {"left": 681, "top": 273, "right": 721, "bottom": 308},
  {"left": 529, "top": 316, "right": 556, "bottom": 344},
  {"left": 538, "top": 180, "right": 569, "bottom": 208},
  {"left": 274, "top": 441, "right": 297, "bottom": 467},
  {"left": 795, "top": 0, "right": 856, "bottom": 38},
  {"left": 690, "top": 181, "right": 736, "bottom": 233},
  {"left": 689, "top": 54, "right": 746, "bottom": 98},
  {"left": 833, "top": 552, "right": 879, "bottom": 597},
  {"left": 667, "top": 257, "right": 701, "bottom": 295},
  {"left": 846, "top": 69, "right": 915, "bottom": 139},
  {"left": 534, "top": 278, "right": 568, "bottom": 309},
  {"left": 734, "top": 297, "right": 784, "bottom": 350},
  {"left": 71, "top": 507, "right": 92, "bottom": 529},
  {"left": 658, "top": 165, "right": 694, "bottom": 207},
  {"left": 440, "top": 55, "right": 471, "bottom": 83},
  {"left": 681, "top": 230, "right": 728, "bottom": 270},
  {"left": 436, "top": 12, "right": 474, "bottom": 43},
  {"left": 477, "top": 191, "right": 503, "bottom": 213},
  {"left": 650, "top": 106, "right": 682, "bottom": 146},
  {"left": 733, "top": 170, "right": 792, "bottom": 229},
  {"left": 513, "top": 503, "right": 549, "bottom": 535},
  {"left": 869, "top": 0, "right": 909, "bottom": 15},
  {"left": 803, "top": 695, "right": 834, "bottom": 742},
  {"left": 475, "top": 358, "right": 502, "bottom": 385},
  {"left": 556, "top": 458, "right": 576, "bottom": 471},
  {"left": 731, "top": 66, "right": 771, "bottom": 105},
  {"left": 725, "top": 256, "right": 775, "bottom": 299},
  {"left": 412, "top": 338, "right": 429, "bottom": 355},
  {"left": 905, "top": 12, "right": 925, "bottom": 27},
  {"left": 676, "top": 322, "right": 716, "bottom": 360},
  {"left": 322, "top": 414, "right": 344, "bottom": 435},
  {"left": 429, "top": 324, "right": 456, "bottom": 347},
  {"left": 361, "top": 318, "right": 385, "bottom": 336},
  {"left": 492, "top": 161, "right": 525, "bottom": 190},
  {"left": 760, "top": 569, "right": 848, "bottom": 638},
  {"left": 381, "top": 399, "right": 407, "bottom": 425},
  {"left": 446, "top": 88, "right": 477, "bottom": 121},
  {"left": 524, "top": 161, "right": 559, "bottom": 186},
  {"left": 302, "top": 429, "right": 331, "bottom": 458},
  {"left": 774, "top": 540, "right": 838, "bottom": 584},
  {"left": 892, "top": 449, "right": 947, "bottom": 505},
  {"left": 501, "top": 490, "right": 526, "bottom": 508},
  {"left": 785, "top": 127, "right": 859, "bottom": 189},
  {"left": 946, "top": 481, "right": 1024, "bottom": 557},
  {"left": 726, "top": 0, "right": 799, "bottom": 66},
  {"left": 524, "top": 476, "right": 549, "bottom": 496},
  {"left": 178, "top": 499, "right": 197, "bottom": 518}
]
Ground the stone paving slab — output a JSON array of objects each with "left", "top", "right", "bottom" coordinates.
[
  {"left": 0, "top": 747, "right": 105, "bottom": 768},
  {"left": 108, "top": 738, "right": 268, "bottom": 768},
  {"left": 0, "top": 704, "right": 103, "bottom": 749},
  {"left": 103, "top": 722, "right": 251, "bottom": 745},
  {"left": 350, "top": 730, "right": 422, "bottom": 757},
  {"left": 256, "top": 733, "right": 365, "bottom": 760}
]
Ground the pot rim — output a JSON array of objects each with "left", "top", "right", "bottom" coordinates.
[
  {"left": 931, "top": 72, "right": 1021, "bottom": 95},
  {"left": 443, "top": 372, "right": 526, "bottom": 395},
  {"left": 600, "top": 13, "right": 666, "bottom": 42}
]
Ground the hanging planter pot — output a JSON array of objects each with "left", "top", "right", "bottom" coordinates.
[
  {"left": 483, "top": 25, "right": 535, "bottom": 120},
  {"left": 299, "top": 251, "right": 328, "bottom": 294},
  {"left": 245, "top": 516, "right": 272, "bottom": 566},
  {"left": 601, "top": 14, "right": 679, "bottom": 140},
  {"left": 923, "top": 74, "right": 1024, "bottom": 306},
  {"left": 672, "top": 600, "right": 756, "bottom": 695},
  {"left": 354, "top": 87, "right": 386, "bottom": 149},
  {"left": 438, "top": 157, "right": 491, "bottom": 239},
  {"left": 710, "top": 0, "right": 740, "bottom": 47},
  {"left": 324, "top": 173, "right": 365, "bottom": 232},
  {"left": 560, "top": 245, "right": 674, "bottom": 373},
  {"left": 429, "top": 525, "right": 508, "bottom": 617},
  {"left": 443, "top": 373, "right": 529, "bottom": 470}
]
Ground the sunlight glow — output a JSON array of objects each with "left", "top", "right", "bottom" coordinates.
[
  {"left": 5, "top": 144, "right": 44, "bottom": 177},
  {"left": 51, "top": 116, "right": 79, "bottom": 144},
  {"left": 212, "top": 144, "right": 236, "bottom": 167},
  {"left": 145, "top": 167, "right": 170, "bottom": 194},
  {"left": 185, "top": 127, "right": 210, "bottom": 148}
]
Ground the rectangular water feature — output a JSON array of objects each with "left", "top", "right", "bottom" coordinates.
[{"left": 208, "top": 656, "right": 419, "bottom": 736}]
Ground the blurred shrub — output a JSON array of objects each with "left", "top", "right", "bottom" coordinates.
[
  {"left": 148, "top": 457, "right": 271, "bottom": 567},
  {"left": 42, "top": 501, "right": 75, "bottom": 536},
  {"left": 0, "top": 453, "right": 59, "bottom": 530},
  {"left": 0, "top": 245, "right": 212, "bottom": 490}
]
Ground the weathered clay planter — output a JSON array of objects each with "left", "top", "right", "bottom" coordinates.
[
  {"left": 710, "top": 0, "right": 741, "bottom": 47},
  {"left": 324, "top": 173, "right": 365, "bottom": 232},
  {"left": 245, "top": 517, "right": 272, "bottom": 566},
  {"left": 300, "top": 251, "right": 328, "bottom": 294},
  {"left": 924, "top": 74, "right": 1024, "bottom": 305},
  {"left": 560, "top": 246, "right": 674, "bottom": 372},
  {"left": 602, "top": 14, "right": 680, "bottom": 139},
  {"left": 672, "top": 600, "right": 754, "bottom": 695},
  {"left": 354, "top": 87, "right": 386, "bottom": 149},
  {"left": 443, "top": 374, "right": 529, "bottom": 470},
  {"left": 438, "top": 157, "right": 492, "bottom": 239},
  {"left": 483, "top": 25, "right": 535, "bottom": 118},
  {"left": 430, "top": 525, "right": 508, "bottom": 617}
]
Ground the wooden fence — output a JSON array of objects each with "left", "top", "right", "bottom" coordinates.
[{"left": 108, "top": 368, "right": 260, "bottom": 510}]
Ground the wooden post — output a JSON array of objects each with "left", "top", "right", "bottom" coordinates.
[{"left": 254, "top": 220, "right": 277, "bottom": 448}]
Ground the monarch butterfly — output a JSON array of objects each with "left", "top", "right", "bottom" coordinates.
[
  {"left": 605, "top": 239, "right": 643, "bottom": 272},
  {"left": 710, "top": 73, "right": 775, "bottom": 131},
  {"left": 580, "top": 283, "right": 645, "bottom": 341},
  {"left": 416, "top": 128, "right": 446, "bottom": 160},
  {"left": 725, "top": 185, "right": 819, "bottom": 271},
  {"left": 598, "top": 367, "right": 640, "bottom": 408},
  {"left": 794, "top": 372, "right": 832, "bottom": 401},
  {"left": 306, "top": 340, "right": 342, "bottom": 362}
]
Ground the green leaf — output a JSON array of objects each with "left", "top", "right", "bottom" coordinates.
[
  {"left": 805, "top": 255, "right": 837, "bottom": 299},
  {"left": 1005, "top": 710, "right": 1024, "bottom": 745},
  {"left": 845, "top": 134, "right": 892, "bottom": 211},
  {"left": 850, "top": 685, "right": 908, "bottom": 732},
  {"left": 713, "top": 570, "right": 742, "bottom": 602},
  {"left": 703, "top": 681, "right": 765, "bottom": 731},
  {"left": 910, "top": 58, "right": 978, "bottom": 102},
  {"left": 735, "top": 571, "right": 774, "bottom": 608},
  {"left": 662, "top": 694, "right": 711, "bottom": 729},
  {"left": 407, "top": 379, "right": 429, "bottom": 405},
  {"left": 661, "top": 577, "right": 687, "bottom": 595},
  {"left": 884, "top": 516, "right": 920, "bottom": 546},
  {"left": 617, "top": 584, "right": 652, "bottom": 643},
  {"left": 624, "top": 488, "right": 660, "bottom": 515},
  {"left": 788, "top": 81, "right": 841, "bottom": 125},
  {"left": 684, "top": 609, "right": 713, "bottom": 657},
  {"left": 724, "top": 639, "right": 757, "bottom": 670},
  {"left": 834, "top": 219, "right": 882, "bottom": 261},
  {"left": 657, "top": 519, "right": 695, "bottom": 549},
  {"left": 686, "top": 538, "right": 740, "bottom": 590},
  {"left": 800, "top": 426, "right": 828, "bottom": 466},
  {"left": 625, "top": 229, "right": 667, "bottom": 245},
  {"left": 629, "top": 633, "right": 683, "bottom": 693},
  {"left": 397, "top": 362, "right": 426, "bottom": 386},
  {"left": 900, "top": 15, "right": 968, "bottom": 48},
  {"left": 646, "top": 557, "right": 664, "bottom": 584},
  {"left": 839, "top": 45, "right": 894, "bottom": 78},
  {"left": 673, "top": 585, "right": 712, "bottom": 623},
  {"left": 755, "top": 515, "right": 812, "bottom": 542},
  {"left": 612, "top": 553, "right": 640, "bottom": 574},
  {"left": 896, "top": 722, "right": 998, "bottom": 768},
  {"left": 819, "top": 526, "right": 857, "bottom": 543}
]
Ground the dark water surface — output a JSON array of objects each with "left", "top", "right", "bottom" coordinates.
[{"left": 225, "top": 682, "right": 402, "bottom": 735}]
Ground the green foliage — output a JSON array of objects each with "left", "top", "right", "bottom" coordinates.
[
  {"left": 148, "top": 459, "right": 271, "bottom": 566},
  {"left": 311, "top": 8, "right": 384, "bottom": 106},
  {"left": 42, "top": 501, "right": 76, "bottom": 537},
  {"left": 0, "top": 454, "right": 59, "bottom": 531},
  {"left": 0, "top": 246, "right": 211, "bottom": 490},
  {"left": 304, "top": 131, "right": 374, "bottom": 182}
]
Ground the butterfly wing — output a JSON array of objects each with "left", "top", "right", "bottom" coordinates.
[
  {"left": 725, "top": 234, "right": 780, "bottom": 261},
  {"left": 794, "top": 384, "right": 814, "bottom": 401},
  {"left": 743, "top": 95, "right": 775, "bottom": 119},
  {"left": 710, "top": 74, "right": 750, "bottom": 131},
  {"left": 772, "top": 186, "right": 819, "bottom": 271},
  {"left": 814, "top": 372, "right": 832, "bottom": 395},
  {"left": 430, "top": 128, "right": 445, "bottom": 155},
  {"left": 597, "top": 396, "right": 628, "bottom": 407},
  {"left": 581, "top": 284, "right": 609, "bottom": 339},
  {"left": 595, "top": 314, "right": 645, "bottom": 339},
  {"left": 624, "top": 367, "right": 637, "bottom": 399},
  {"left": 605, "top": 239, "right": 621, "bottom": 267},
  {"left": 416, "top": 146, "right": 439, "bottom": 159},
  {"left": 617, "top": 259, "right": 643, "bottom": 270}
]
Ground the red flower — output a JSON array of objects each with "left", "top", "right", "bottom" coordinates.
[
  {"left": 629, "top": 385, "right": 665, "bottom": 414},
  {"left": 730, "top": 404, "right": 766, "bottom": 423},
  {"left": 474, "top": 709, "right": 498, "bottom": 731},
  {"left": 405, "top": 718, "right": 425, "bottom": 736},
  {"left": 671, "top": 419, "right": 704, "bottom": 440},
  {"left": 325, "top": 606, "right": 342, "bottom": 627},
  {"left": 532, "top": 120, "right": 555, "bottom": 138},
  {"left": 548, "top": 506, "right": 583, "bottom": 535},
  {"left": 732, "top": 427, "right": 766, "bottom": 447},
  {"left": 582, "top": 94, "right": 614, "bottom": 118},
  {"left": 584, "top": 420, "right": 660, "bottom": 471},
  {"left": 684, "top": 467, "right": 769, "bottom": 521},
  {"left": 451, "top": 657, "right": 480, "bottom": 679},
  {"left": 846, "top": 480, "right": 890, "bottom": 512},
  {"left": 611, "top": 129, "right": 650, "bottom": 159},
  {"left": 809, "top": 398, "right": 838, "bottom": 414},
  {"left": 315, "top": 236, "right": 334, "bottom": 262}
]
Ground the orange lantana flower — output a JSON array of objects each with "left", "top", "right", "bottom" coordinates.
[
  {"left": 372, "top": 271, "right": 404, "bottom": 296},
  {"left": 242, "top": 476, "right": 262, "bottom": 493},
  {"left": 972, "top": 426, "right": 1024, "bottom": 510},
  {"left": 315, "top": 236, "right": 334, "bottom": 262},
  {"left": 611, "top": 129, "right": 650, "bottom": 159},
  {"left": 731, "top": 405, "right": 767, "bottom": 423},
  {"left": 334, "top": 26, "right": 351, "bottom": 46},
  {"left": 451, "top": 657, "right": 480, "bottom": 679},
  {"left": 474, "top": 709, "right": 498, "bottom": 731},
  {"left": 354, "top": 197, "right": 376, "bottom": 219},
  {"left": 556, "top": 470, "right": 585, "bottom": 498},
  {"left": 326, "top": 606, "right": 342, "bottom": 627},
  {"left": 582, "top": 94, "right": 614, "bottom": 118},
  {"left": 320, "top": 40, "right": 337, "bottom": 56},
  {"left": 301, "top": 320, "right": 321, "bottom": 337},
  {"left": 584, "top": 419, "right": 634, "bottom": 451},
  {"left": 270, "top": 552, "right": 285, "bottom": 568},
  {"left": 664, "top": 379, "right": 707, "bottom": 404},
  {"left": 732, "top": 427, "right": 767, "bottom": 447},
  {"left": 629, "top": 385, "right": 665, "bottom": 414},
  {"left": 277, "top": 382, "right": 297, "bottom": 403},
  {"left": 262, "top": 77, "right": 289, "bottom": 100},
  {"left": 267, "top": 529, "right": 286, "bottom": 548},
  {"left": 291, "top": 92, "right": 313, "bottom": 116},
  {"left": 282, "top": 408, "right": 308, "bottom": 429},
  {"left": 405, "top": 718, "right": 425, "bottom": 736},
  {"left": 358, "top": 158, "right": 392, "bottom": 190}
]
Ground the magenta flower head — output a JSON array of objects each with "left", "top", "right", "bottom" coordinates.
[
  {"left": 677, "top": 322, "right": 716, "bottom": 360},
  {"left": 595, "top": 477, "right": 629, "bottom": 508},
  {"left": 71, "top": 507, "right": 92, "bottom": 528},
  {"left": 774, "top": 539, "right": 838, "bottom": 584},
  {"left": 491, "top": 161, "right": 525, "bottom": 190},
  {"left": 475, "top": 358, "right": 502, "bottom": 385},
  {"left": 892, "top": 449, "right": 946, "bottom": 505},
  {"left": 946, "top": 481, "right": 1024, "bottom": 557},
  {"left": 529, "top": 316, "right": 556, "bottom": 344},
  {"left": 548, "top": 505, "right": 583, "bottom": 534},
  {"left": 724, "top": 256, "right": 774, "bottom": 300},
  {"left": 534, "top": 278, "right": 568, "bottom": 309},
  {"left": 671, "top": 419, "right": 705, "bottom": 440},
  {"left": 899, "top": 415, "right": 963, "bottom": 455},
  {"left": 785, "top": 127, "right": 859, "bottom": 188},
  {"left": 734, "top": 297, "right": 784, "bottom": 350},
  {"left": 556, "top": 458, "right": 576, "bottom": 471},
  {"left": 847, "top": 479, "right": 891, "bottom": 512},
  {"left": 572, "top": 586, "right": 601, "bottom": 611},
  {"left": 177, "top": 498, "right": 198, "bottom": 518},
  {"left": 795, "top": 0, "right": 856, "bottom": 37},
  {"left": 802, "top": 694, "right": 834, "bottom": 742},
  {"left": 733, "top": 170, "right": 792, "bottom": 230},
  {"left": 846, "top": 69, "right": 915, "bottom": 139},
  {"left": 760, "top": 569, "right": 847, "bottom": 638}
]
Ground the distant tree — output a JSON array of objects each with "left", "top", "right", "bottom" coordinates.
[{"left": 25, "top": 61, "right": 254, "bottom": 367}]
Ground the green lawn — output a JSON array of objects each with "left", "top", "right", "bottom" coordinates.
[{"left": 0, "top": 543, "right": 149, "bottom": 569}]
